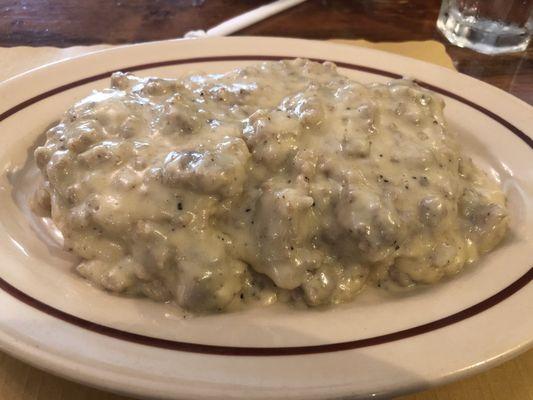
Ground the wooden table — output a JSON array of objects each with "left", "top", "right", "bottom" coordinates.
[
  {"left": 0, "top": 1, "right": 531, "bottom": 399},
  {"left": 1, "top": 0, "right": 531, "bottom": 104}
]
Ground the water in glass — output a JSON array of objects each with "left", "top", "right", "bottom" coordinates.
[{"left": 437, "top": 0, "right": 532, "bottom": 54}]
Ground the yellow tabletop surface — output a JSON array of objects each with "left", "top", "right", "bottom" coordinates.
[{"left": 0, "top": 39, "right": 530, "bottom": 400}]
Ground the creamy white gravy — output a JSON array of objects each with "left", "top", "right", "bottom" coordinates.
[{"left": 33, "top": 59, "right": 508, "bottom": 312}]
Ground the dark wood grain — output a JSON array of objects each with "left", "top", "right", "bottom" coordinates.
[{"left": 0, "top": 0, "right": 531, "bottom": 104}]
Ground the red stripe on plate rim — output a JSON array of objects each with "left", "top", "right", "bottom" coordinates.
[{"left": 0, "top": 55, "right": 531, "bottom": 356}]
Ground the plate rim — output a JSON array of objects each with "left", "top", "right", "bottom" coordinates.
[
  {"left": 0, "top": 36, "right": 532, "bottom": 399},
  {"left": 0, "top": 54, "right": 531, "bottom": 356}
]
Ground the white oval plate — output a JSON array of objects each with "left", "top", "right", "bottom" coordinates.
[{"left": 0, "top": 37, "right": 531, "bottom": 400}]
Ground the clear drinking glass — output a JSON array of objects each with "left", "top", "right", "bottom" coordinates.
[{"left": 437, "top": 0, "right": 532, "bottom": 54}]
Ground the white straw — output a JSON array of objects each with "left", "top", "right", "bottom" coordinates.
[{"left": 184, "top": 0, "right": 307, "bottom": 38}]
